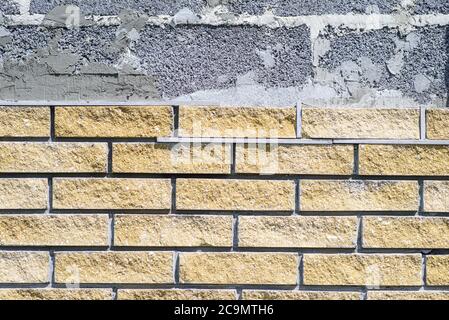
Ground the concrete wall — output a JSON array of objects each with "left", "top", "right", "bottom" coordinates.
[{"left": 0, "top": 1, "right": 448, "bottom": 106}]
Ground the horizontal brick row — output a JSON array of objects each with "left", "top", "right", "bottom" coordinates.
[
  {"left": 4, "top": 106, "right": 449, "bottom": 140},
  {"left": 3, "top": 288, "right": 449, "bottom": 300},
  {"left": 3, "top": 142, "right": 449, "bottom": 176},
  {"left": 1, "top": 216, "right": 449, "bottom": 250},
  {"left": 6, "top": 178, "right": 449, "bottom": 211},
  {"left": 4, "top": 252, "right": 449, "bottom": 286}
]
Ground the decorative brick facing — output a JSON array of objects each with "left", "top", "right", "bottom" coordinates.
[{"left": 1, "top": 105, "right": 448, "bottom": 300}]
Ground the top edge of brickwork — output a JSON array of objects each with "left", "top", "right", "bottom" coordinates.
[
  {"left": 0, "top": 101, "right": 445, "bottom": 109},
  {"left": 3, "top": 13, "right": 449, "bottom": 29}
]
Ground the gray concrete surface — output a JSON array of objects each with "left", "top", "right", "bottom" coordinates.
[
  {"left": 0, "top": 0, "right": 19, "bottom": 15},
  {"left": 414, "top": 1, "right": 449, "bottom": 14},
  {"left": 1, "top": 1, "right": 449, "bottom": 106},
  {"left": 30, "top": 0, "right": 205, "bottom": 15}
]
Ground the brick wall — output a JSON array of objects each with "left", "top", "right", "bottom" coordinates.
[{"left": 0, "top": 104, "right": 449, "bottom": 300}]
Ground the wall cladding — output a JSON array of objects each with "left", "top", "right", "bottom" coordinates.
[
  {"left": 317, "top": 26, "right": 449, "bottom": 103},
  {"left": 0, "top": 104, "right": 448, "bottom": 300},
  {"left": 0, "top": 1, "right": 448, "bottom": 105}
]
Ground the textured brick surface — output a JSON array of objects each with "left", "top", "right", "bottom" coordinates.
[
  {"left": 363, "top": 217, "right": 449, "bottom": 249},
  {"left": 0, "top": 179, "right": 47, "bottom": 210},
  {"left": 303, "top": 254, "right": 422, "bottom": 286},
  {"left": 1, "top": 105, "right": 449, "bottom": 299},
  {"left": 0, "top": 252, "right": 49, "bottom": 283},
  {"left": 117, "top": 289, "right": 236, "bottom": 300},
  {"left": 424, "top": 181, "right": 449, "bottom": 212},
  {"left": 179, "top": 106, "right": 297, "bottom": 138},
  {"left": 427, "top": 109, "right": 449, "bottom": 140},
  {"left": 55, "top": 106, "right": 173, "bottom": 138},
  {"left": 0, "top": 289, "right": 112, "bottom": 300},
  {"left": 0, "top": 143, "right": 107, "bottom": 173},
  {"left": 302, "top": 107, "right": 419, "bottom": 139},
  {"left": 55, "top": 252, "right": 173, "bottom": 284},
  {"left": 113, "top": 143, "right": 231, "bottom": 174},
  {"left": 367, "top": 291, "right": 449, "bottom": 300},
  {"left": 114, "top": 215, "right": 233, "bottom": 247},
  {"left": 0, "top": 107, "right": 49, "bottom": 137},
  {"left": 426, "top": 256, "right": 449, "bottom": 286},
  {"left": 0, "top": 215, "right": 108, "bottom": 247},
  {"left": 359, "top": 145, "right": 449, "bottom": 176},
  {"left": 300, "top": 180, "right": 418, "bottom": 211},
  {"left": 53, "top": 178, "right": 172, "bottom": 210},
  {"left": 179, "top": 253, "right": 298, "bottom": 285},
  {"left": 236, "top": 144, "right": 353, "bottom": 175},
  {"left": 242, "top": 290, "right": 361, "bottom": 300},
  {"left": 239, "top": 216, "right": 357, "bottom": 248},
  {"left": 176, "top": 179, "right": 295, "bottom": 211}
]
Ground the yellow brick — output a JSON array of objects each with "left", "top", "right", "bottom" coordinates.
[
  {"left": 424, "top": 181, "right": 449, "bottom": 212},
  {"left": 302, "top": 107, "right": 419, "bottom": 139},
  {"left": 0, "top": 143, "right": 107, "bottom": 173},
  {"left": 179, "top": 253, "right": 298, "bottom": 285},
  {"left": 242, "top": 290, "right": 361, "bottom": 300},
  {"left": 426, "top": 256, "right": 449, "bottom": 286},
  {"left": 0, "top": 179, "right": 47, "bottom": 210},
  {"left": 359, "top": 145, "right": 449, "bottom": 176},
  {"left": 0, "top": 289, "right": 112, "bottom": 300},
  {"left": 363, "top": 217, "right": 449, "bottom": 249},
  {"left": 236, "top": 144, "right": 353, "bottom": 175},
  {"left": 300, "top": 180, "right": 418, "bottom": 211},
  {"left": 0, "top": 252, "right": 49, "bottom": 283},
  {"left": 115, "top": 215, "right": 233, "bottom": 247},
  {"left": 239, "top": 216, "right": 357, "bottom": 248},
  {"left": 179, "top": 106, "right": 296, "bottom": 138},
  {"left": 55, "top": 106, "right": 173, "bottom": 137},
  {"left": 368, "top": 291, "right": 449, "bottom": 300},
  {"left": 55, "top": 252, "right": 173, "bottom": 284},
  {"left": 303, "top": 254, "right": 422, "bottom": 286},
  {"left": 177, "top": 179, "right": 295, "bottom": 211},
  {"left": 427, "top": 109, "right": 449, "bottom": 139},
  {"left": 53, "top": 178, "right": 171, "bottom": 210},
  {"left": 0, "top": 215, "right": 108, "bottom": 246},
  {"left": 0, "top": 107, "right": 49, "bottom": 137},
  {"left": 118, "top": 289, "right": 236, "bottom": 300},
  {"left": 113, "top": 143, "right": 231, "bottom": 174}
]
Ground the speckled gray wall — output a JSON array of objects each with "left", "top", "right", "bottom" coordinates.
[{"left": 0, "top": 0, "right": 449, "bottom": 106}]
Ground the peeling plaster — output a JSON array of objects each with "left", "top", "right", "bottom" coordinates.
[
  {"left": 1, "top": 3, "right": 449, "bottom": 106},
  {"left": 0, "top": 8, "right": 160, "bottom": 101}
]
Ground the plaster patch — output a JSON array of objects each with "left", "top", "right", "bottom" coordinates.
[{"left": 135, "top": 25, "right": 312, "bottom": 98}]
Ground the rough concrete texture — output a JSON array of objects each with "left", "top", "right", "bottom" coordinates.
[
  {"left": 0, "top": 1, "right": 19, "bottom": 15},
  {"left": 414, "top": 1, "right": 449, "bottom": 14},
  {"left": 318, "top": 26, "right": 449, "bottom": 104},
  {"left": 1, "top": 1, "right": 449, "bottom": 105},
  {"left": 0, "top": 24, "right": 158, "bottom": 100},
  {"left": 135, "top": 25, "right": 312, "bottom": 98},
  {"left": 222, "top": 0, "right": 402, "bottom": 15},
  {"left": 0, "top": 22, "right": 311, "bottom": 101},
  {"left": 29, "top": 0, "right": 403, "bottom": 16},
  {"left": 30, "top": 0, "right": 205, "bottom": 15}
]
